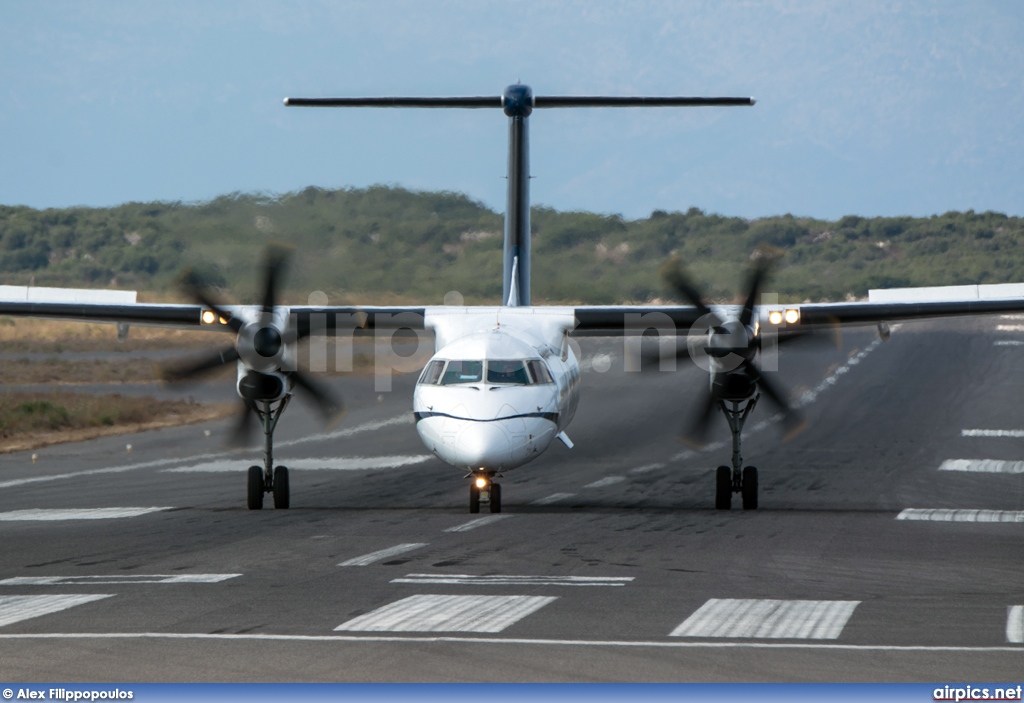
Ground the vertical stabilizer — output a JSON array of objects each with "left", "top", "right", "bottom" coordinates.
[{"left": 502, "top": 84, "right": 532, "bottom": 307}]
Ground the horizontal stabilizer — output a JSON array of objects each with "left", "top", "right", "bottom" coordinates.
[
  {"left": 534, "top": 96, "right": 755, "bottom": 108},
  {"left": 284, "top": 97, "right": 501, "bottom": 108},
  {"left": 285, "top": 95, "right": 755, "bottom": 109}
]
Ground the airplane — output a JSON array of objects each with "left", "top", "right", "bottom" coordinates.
[{"left": 5, "top": 83, "right": 1024, "bottom": 513}]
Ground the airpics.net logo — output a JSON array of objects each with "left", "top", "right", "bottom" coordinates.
[
  {"left": 288, "top": 289, "right": 789, "bottom": 391},
  {"left": 934, "top": 685, "right": 1023, "bottom": 701}
]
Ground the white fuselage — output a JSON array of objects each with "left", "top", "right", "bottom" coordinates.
[{"left": 413, "top": 307, "right": 580, "bottom": 473}]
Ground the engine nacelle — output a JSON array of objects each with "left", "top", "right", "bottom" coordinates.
[
  {"left": 712, "top": 370, "right": 757, "bottom": 402},
  {"left": 236, "top": 368, "right": 289, "bottom": 403}
]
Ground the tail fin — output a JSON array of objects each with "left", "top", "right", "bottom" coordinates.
[{"left": 284, "top": 86, "right": 755, "bottom": 308}]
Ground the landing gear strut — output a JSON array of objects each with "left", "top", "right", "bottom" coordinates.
[
  {"left": 246, "top": 397, "right": 290, "bottom": 510},
  {"left": 467, "top": 471, "right": 501, "bottom": 514},
  {"left": 714, "top": 395, "right": 759, "bottom": 511}
]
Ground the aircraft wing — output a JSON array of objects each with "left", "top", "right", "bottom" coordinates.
[
  {"left": 0, "top": 300, "right": 205, "bottom": 328},
  {"left": 571, "top": 283, "right": 1024, "bottom": 336},
  {"left": 0, "top": 299, "right": 431, "bottom": 334}
]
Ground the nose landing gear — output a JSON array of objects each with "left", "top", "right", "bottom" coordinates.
[
  {"left": 467, "top": 471, "right": 502, "bottom": 514},
  {"left": 245, "top": 398, "right": 291, "bottom": 510},
  {"left": 713, "top": 396, "right": 759, "bottom": 511}
]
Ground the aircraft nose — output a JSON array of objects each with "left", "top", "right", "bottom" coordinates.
[{"left": 456, "top": 422, "right": 512, "bottom": 469}]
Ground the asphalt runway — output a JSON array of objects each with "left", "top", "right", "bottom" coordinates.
[{"left": 1, "top": 316, "right": 1023, "bottom": 682}]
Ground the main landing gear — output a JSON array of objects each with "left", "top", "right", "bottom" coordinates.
[
  {"left": 246, "top": 398, "right": 290, "bottom": 510},
  {"left": 714, "top": 396, "right": 759, "bottom": 511},
  {"left": 468, "top": 471, "right": 502, "bottom": 514}
]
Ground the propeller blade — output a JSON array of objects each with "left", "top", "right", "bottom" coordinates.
[
  {"left": 226, "top": 401, "right": 259, "bottom": 447},
  {"left": 162, "top": 345, "right": 240, "bottom": 383},
  {"left": 743, "top": 360, "right": 807, "bottom": 441},
  {"left": 662, "top": 262, "right": 721, "bottom": 327},
  {"left": 678, "top": 382, "right": 719, "bottom": 448},
  {"left": 261, "top": 245, "right": 292, "bottom": 314},
  {"left": 291, "top": 370, "right": 345, "bottom": 422},
  {"left": 739, "top": 260, "right": 771, "bottom": 328},
  {"left": 178, "top": 269, "right": 244, "bottom": 333}
]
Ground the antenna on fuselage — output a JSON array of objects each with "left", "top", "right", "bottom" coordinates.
[{"left": 283, "top": 87, "right": 755, "bottom": 307}]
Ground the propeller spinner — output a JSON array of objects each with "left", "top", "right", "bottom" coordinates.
[{"left": 163, "top": 245, "right": 344, "bottom": 446}]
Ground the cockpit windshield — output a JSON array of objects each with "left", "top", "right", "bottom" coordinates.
[
  {"left": 486, "top": 360, "right": 530, "bottom": 385},
  {"left": 440, "top": 360, "right": 483, "bottom": 385},
  {"left": 418, "top": 358, "right": 555, "bottom": 386}
]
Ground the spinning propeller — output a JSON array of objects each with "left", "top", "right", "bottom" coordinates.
[
  {"left": 662, "top": 257, "right": 807, "bottom": 447},
  {"left": 163, "top": 245, "right": 344, "bottom": 445}
]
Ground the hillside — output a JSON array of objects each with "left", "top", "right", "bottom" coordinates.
[{"left": 1, "top": 186, "right": 1023, "bottom": 305}]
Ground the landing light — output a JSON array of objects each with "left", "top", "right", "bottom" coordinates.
[
  {"left": 768, "top": 310, "right": 784, "bottom": 325},
  {"left": 784, "top": 308, "right": 800, "bottom": 324},
  {"left": 475, "top": 477, "right": 488, "bottom": 489},
  {"left": 201, "top": 310, "right": 217, "bottom": 325}
]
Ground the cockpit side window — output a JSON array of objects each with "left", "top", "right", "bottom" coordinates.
[
  {"left": 527, "top": 359, "right": 554, "bottom": 384},
  {"left": 417, "top": 359, "right": 445, "bottom": 385},
  {"left": 486, "top": 360, "right": 530, "bottom": 385},
  {"left": 440, "top": 359, "right": 483, "bottom": 385}
]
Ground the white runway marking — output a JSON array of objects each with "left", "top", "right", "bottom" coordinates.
[
  {"left": 164, "top": 455, "right": 432, "bottom": 473},
  {"left": 335, "top": 594, "right": 556, "bottom": 633},
  {"left": 391, "top": 574, "right": 634, "bottom": 587},
  {"left": 670, "top": 599, "right": 859, "bottom": 640},
  {"left": 443, "top": 515, "right": 511, "bottom": 533},
  {"left": 629, "top": 462, "right": 666, "bottom": 474},
  {"left": 531, "top": 493, "right": 576, "bottom": 505},
  {"left": 339, "top": 543, "right": 427, "bottom": 567},
  {"left": 1008, "top": 606, "right": 1024, "bottom": 644},
  {"left": 939, "top": 459, "right": 1024, "bottom": 473},
  {"left": 276, "top": 414, "right": 413, "bottom": 448},
  {"left": 0, "top": 507, "right": 172, "bottom": 521},
  {"left": 1000, "top": 314, "right": 1024, "bottom": 320},
  {"left": 1, "top": 632, "right": 1023, "bottom": 652},
  {"left": 996, "top": 325, "right": 1024, "bottom": 332},
  {"left": 584, "top": 476, "right": 625, "bottom": 489},
  {"left": 961, "top": 429, "right": 1024, "bottom": 438},
  {"left": 0, "top": 595, "right": 113, "bottom": 628},
  {"left": 0, "top": 574, "right": 239, "bottom": 585},
  {"left": 994, "top": 340, "right": 1024, "bottom": 347},
  {"left": 897, "top": 509, "right": 1024, "bottom": 523},
  {"left": 0, "top": 413, "right": 412, "bottom": 489},
  {"left": 0, "top": 458, "right": 198, "bottom": 490},
  {"left": 796, "top": 337, "right": 883, "bottom": 407}
]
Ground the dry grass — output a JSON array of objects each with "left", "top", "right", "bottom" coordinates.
[
  {"left": 0, "top": 317, "right": 223, "bottom": 353},
  {"left": 0, "top": 391, "right": 235, "bottom": 453}
]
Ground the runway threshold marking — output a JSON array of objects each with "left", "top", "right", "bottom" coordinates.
[
  {"left": 390, "top": 574, "right": 634, "bottom": 587},
  {"left": 670, "top": 599, "right": 860, "bottom": 640},
  {"left": 443, "top": 515, "right": 512, "bottom": 533},
  {"left": 897, "top": 509, "right": 1024, "bottom": 523},
  {"left": 939, "top": 459, "right": 1024, "bottom": 473},
  {"left": 994, "top": 340, "right": 1024, "bottom": 347},
  {"left": 0, "top": 595, "right": 112, "bottom": 628},
  {"left": 996, "top": 325, "right": 1024, "bottom": 332},
  {"left": 339, "top": 543, "right": 428, "bottom": 567},
  {"left": 335, "top": 594, "right": 556, "bottom": 633},
  {"left": 164, "top": 455, "right": 432, "bottom": 473},
  {"left": 1008, "top": 606, "right": 1023, "bottom": 644},
  {"left": 0, "top": 507, "right": 173, "bottom": 521},
  {"left": 0, "top": 575, "right": 239, "bottom": 585}
]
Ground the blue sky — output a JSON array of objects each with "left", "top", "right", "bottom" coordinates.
[{"left": 2, "top": 1, "right": 1022, "bottom": 220}]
